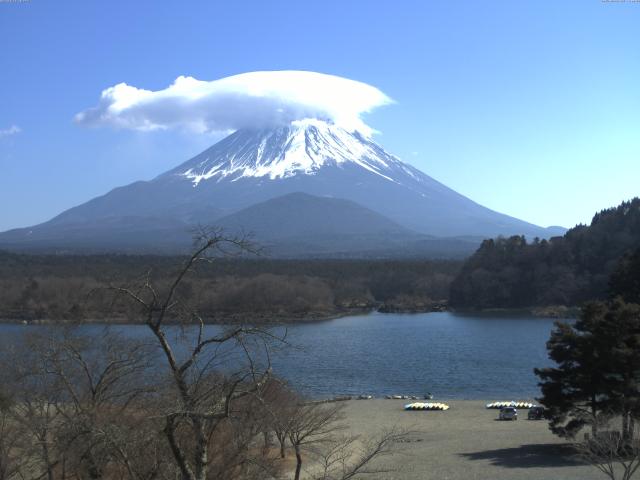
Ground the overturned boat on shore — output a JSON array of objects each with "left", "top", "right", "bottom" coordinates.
[
  {"left": 404, "top": 402, "right": 450, "bottom": 411},
  {"left": 485, "top": 401, "right": 534, "bottom": 409}
]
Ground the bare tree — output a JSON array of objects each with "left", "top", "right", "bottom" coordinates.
[
  {"left": 578, "top": 415, "right": 640, "bottom": 480},
  {"left": 2, "top": 337, "right": 67, "bottom": 480},
  {"left": 311, "top": 429, "right": 408, "bottom": 480},
  {"left": 257, "top": 378, "right": 299, "bottom": 459},
  {"left": 110, "top": 230, "right": 277, "bottom": 480},
  {"left": 286, "top": 401, "right": 411, "bottom": 480},
  {"left": 1, "top": 328, "right": 171, "bottom": 480},
  {"left": 0, "top": 392, "right": 28, "bottom": 480},
  {"left": 39, "top": 330, "right": 163, "bottom": 480},
  {"left": 288, "top": 403, "right": 346, "bottom": 480},
  {"left": 203, "top": 395, "right": 284, "bottom": 480}
]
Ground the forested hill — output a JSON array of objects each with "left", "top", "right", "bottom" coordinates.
[{"left": 449, "top": 198, "right": 640, "bottom": 309}]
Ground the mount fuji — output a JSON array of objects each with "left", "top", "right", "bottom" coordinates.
[{"left": 0, "top": 120, "right": 564, "bottom": 256}]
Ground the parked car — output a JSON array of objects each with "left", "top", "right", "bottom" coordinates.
[
  {"left": 499, "top": 406, "right": 518, "bottom": 421},
  {"left": 528, "top": 406, "right": 545, "bottom": 420}
]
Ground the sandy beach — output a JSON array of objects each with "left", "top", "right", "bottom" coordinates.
[{"left": 339, "top": 399, "right": 603, "bottom": 480}]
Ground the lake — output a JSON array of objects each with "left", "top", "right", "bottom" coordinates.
[{"left": 0, "top": 312, "right": 560, "bottom": 400}]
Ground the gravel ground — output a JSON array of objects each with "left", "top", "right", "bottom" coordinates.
[{"left": 339, "top": 399, "right": 605, "bottom": 480}]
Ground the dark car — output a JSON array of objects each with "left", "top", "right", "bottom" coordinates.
[{"left": 528, "top": 406, "right": 546, "bottom": 420}]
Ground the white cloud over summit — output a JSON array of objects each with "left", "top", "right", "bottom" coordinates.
[{"left": 75, "top": 71, "right": 393, "bottom": 136}]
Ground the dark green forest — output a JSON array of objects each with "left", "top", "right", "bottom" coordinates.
[
  {"left": 0, "top": 251, "right": 460, "bottom": 323},
  {"left": 450, "top": 198, "right": 640, "bottom": 310}
]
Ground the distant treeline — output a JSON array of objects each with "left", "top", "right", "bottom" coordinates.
[
  {"left": 0, "top": 252, "right": 461, "bottom": 323},
  {"left": 450, "top": 198, "right": 640, "bottom": 309}
]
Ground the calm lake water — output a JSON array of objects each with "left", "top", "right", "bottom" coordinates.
[{"left": 0, "top": 312, "right": 559, "bottom": 400}]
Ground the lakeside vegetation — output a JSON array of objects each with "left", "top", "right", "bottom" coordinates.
[{"left": 0, "top": 251, "right": 459, "bottom": 323}]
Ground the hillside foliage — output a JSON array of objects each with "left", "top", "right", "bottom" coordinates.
[{"left": 450, "top": 198, "right": 640, "bottom": 309}]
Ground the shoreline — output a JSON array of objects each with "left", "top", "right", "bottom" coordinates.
[
  {"left": 0, "top": 303, "right": 446, "bottom": 325},
  {"left": 450, "top": 305, "right": 579, "bottom": 319},
  {"left": 0, "top": 302, "right": 577, "bottom": 325},
  {"left": 0, "top": 308, "right": 369, "bottom": 326}
]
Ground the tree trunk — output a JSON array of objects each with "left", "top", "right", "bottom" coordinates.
[
  {"left": 80, "top": 446, "right": 103, "bottom": 480},
  {"left": 622, "top": 410, "right": 630, "bottom": 443},
  {"left": 294, "top": 444, "right": 302, "bottom": 480},
  {"left": 194, "top": 420, "right": 208, "bottom": 480},
  {"left": 164, "top": 419, "right": 195, "bottom": 480},
  {"left": 591, "top": 394, "right": 598, "bottom": 438},
  {"left": 262, "top": 431, "right": 271, "bottom": 456},
  {"left": 40, "top": 435, "right": 54, "bottom": 480},
  {"left": 275, "top": 432, "right": 286, "bottom": 458}
]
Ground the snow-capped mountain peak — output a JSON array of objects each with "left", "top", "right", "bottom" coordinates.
[
  {"left": 177, "top": 119, "right": 403, "bottom": 185},
  {"left": 0, "top": 117, "right": 563, "bottom": 252}
]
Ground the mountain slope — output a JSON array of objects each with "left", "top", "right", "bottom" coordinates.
[
  {"left": 212, "top": 192, "right": 479, "bottom": 258},
  {"left": 215, "top": 192, "right": 413, "bottom": 239},
  {"left": 0, "top": 120, "right": 564, "bottom": 255}
]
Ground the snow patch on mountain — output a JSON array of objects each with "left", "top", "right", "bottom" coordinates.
[{"left": 180, "top": 120, "right": 404, "bottom": 186}]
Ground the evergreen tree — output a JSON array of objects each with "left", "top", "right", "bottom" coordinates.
[
  {"left": 600, "top": 300, "right": 640, "bottom": 443},
  {"left": 535, "top": 303, "right": 614, "bottom": 438},
  {"left": 535, "top": 300, "right": 640, "bottom": 440},
  {"left": 610, "top": 247, "right": 640, "bottom": 304}
]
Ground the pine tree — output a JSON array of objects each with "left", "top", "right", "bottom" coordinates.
[
  {"left": 535, "top": 301, "right": 640, "bottom": 440},
  {"left": 610, "top": 247, "right": 640, "bottom": 304},
  {"left": 600, "top": 300, "right": 640, "bottom": 443}
]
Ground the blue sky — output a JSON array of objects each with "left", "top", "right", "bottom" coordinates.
[{"left": 1, "top": 0, "right": 638, "bottom": 231}]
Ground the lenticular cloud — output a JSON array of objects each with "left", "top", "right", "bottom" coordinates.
[{"left": 75, "top": 71, "right": 393, "bottom": 136}]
